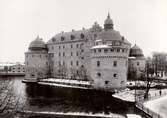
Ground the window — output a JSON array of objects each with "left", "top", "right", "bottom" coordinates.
[
  {"left": 63, "top": 61, "right": 65, "bottom": 66},
  {"left": 59, "top": 46, "right": 61, "bottom": 49},
  {"left": 80, "top": 33, "right": 84, "bottom": 39},
  {"left": 122, "top": 49, "right": 124, "bottom": 52},
  {"left": 63, "top": 52, "right": 65, "bottom": 57},
  {"left": 63, "top": 45, "right": 65, "bottom": 49},
  {"left": 46, "top": 62, "right": 48, "bottom": 65},
  {"left": 97, "top": 61, "right": 100, "bottom": 67},
  {"left": 61, "top": 36, "right": 65, "bottom": 41},
  {"left": 94, "top": 34, "right": 97, "bottom": 38},
  {"left": 71, "top": 52, "right": 73, "bottom": 56},
  {"left": 81, "top": 65, "right": 84, "bottom": 68},
  {"left": 76, "top": 44, "right": 79, "bottom": 48},
  {"left": 98, "top": 49, "right": 101, "bottom": 52},
  {"left": 40, "top": 55, "right": 41, "bottom": 58},
  {"left": 59, "top": 61, "right": 61, "bottom": 66},
  {"left": 110, "top": 48, "right": 114, "bottom": 52},
  {"left": 71, "top": 35, "right": 75, "bottom": 40},
  {"left": 113, "top": 73, "right": 118, "bottom": 78},
  {"left": 81, "top": 57, "right": 84, "bottom": 59},
  {"left": 81, "top": 49, "right": 84, "bottom": 52},
  {"left": 76, "top": 52, "right": 79, "bottom": 56},
  {"left": 71, "top": 44, "right": 73, "bottom": 48},
  {"left": 113, "top": 61, "right": 117, "bottom": 67},
  {"left": 117, "top": 49, "right": 120, "bottom": 52},
  {"left": 104, "top": 49, "right": 108, "bottom": 53},
  {"left": 76, "top": 61, "right": 79, "bottom": 66},
  {"left": 59, "top": 52, "right": 61, "bottom": 57},
  {"left": 71, "top": 61, "right": 73, "bottom": 66},
  {"left": 97, "top": 72, "right": 101, "bottom": 77},
  {"left": 137, "top": 62, "right": 140, "bottom": 66},
  {"left": 105, "top": 81, "right": 109, "bottom": 85}
]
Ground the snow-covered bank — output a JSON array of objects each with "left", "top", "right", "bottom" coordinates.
[
  {"left": 144, "top": 95, "right": 167, "bottom": 118},
  {"left": 38, "top": 78, "right": 93, "bottom": 89},
  {"left": 112, "top": 90, "right": 135, "bottom": 102},
  {"left": 20, "top": 110, "right": 125, "bottom": 118},
  {"left": 126, "top": 114, "right": 142, "bottom": 118},
  {"left": 38, "top": 82, "right": 91, "bottom": 89}
]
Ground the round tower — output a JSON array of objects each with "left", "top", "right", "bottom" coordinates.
[
  {"left": 90, "top": 15, "right": 131, "bottom": 91},
  {"left": 129, "top": 44, "right": 145, "bottom": 79},
  {"left": 25, "top": 36, "right": 49, "bottom": 81}
]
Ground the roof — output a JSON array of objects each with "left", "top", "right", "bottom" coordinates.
[
  {"left": 29, "top": 36, "right": 46, "bottom": 50},
  {"left": 129, "top": 44, "right": 144, "bottom": 57}
]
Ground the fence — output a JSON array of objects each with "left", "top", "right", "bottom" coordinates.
[{"left": 135, "top": 90, "right": 167, "bottom": 118}]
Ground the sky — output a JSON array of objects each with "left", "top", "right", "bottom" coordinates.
[{"left": 0, "top": 0, "right": 167, "bottom": 62}]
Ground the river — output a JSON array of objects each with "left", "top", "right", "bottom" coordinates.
[{"left": 0, "top": 77, "right": 144, "bottom": 117}]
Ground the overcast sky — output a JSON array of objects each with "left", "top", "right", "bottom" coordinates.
[{"left": 0, "top": 0, "right": 167, "bottom": 62}]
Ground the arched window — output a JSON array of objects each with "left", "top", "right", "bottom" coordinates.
[{"left": 113, "top": 61, "right": 117, "bottom": 67}]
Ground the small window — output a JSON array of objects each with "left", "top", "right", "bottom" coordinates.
[
  {"left": 63, "top": 61, "right": 65, "bottom": 66},
  {"left": 97, "top": 61, "right": 100, "bottom": 67},
  {"left": 63, "top": 45, "right": 65, "bottom": 49},
  {"left": 81, "top": 57, "right": 84, "bottom": 59},
  {"left": 137, "top": 62, "right": 140, "bottom": 66},
  {"left": 71, "top": 61, "right": 73, "bottom": 66},
  {"left": 76, "top": 52, "right": 79, "bottom": 56},
  {"left": 122, "top": 49, "right": 124, "bottom": 52},
  {"left": 113, "top": 73, "right": 118, "bottom": 78},
  {"left": 98, "top": 49, "right": 101, "bottom": 52},
  {"left": 71, "top": 35, "right": 75, "bottom": 40},
  {"left": 80, "top": 33, "right": 84, "bottom": 39},
  {"left": 59, "top": 61, "right": 61, "bottom": 66},
  {"left": 76, "top": 44, "right": 79, "bottom": 48},
  {"left": 110, "top": 49, "right": 114, "bottom": 52},
  {"left": 71, "top": 52, "right": 73, "bottom": 56},
  {"left": 81, "top": 49, "right": 84, "bottom": 52},
  {"left": 40, "top": 55, "right": 41, "bottom": 58},
  {"left": 59, "top": 52, "right": 61, "bottom": 57},
  {"left": 63, "top": 52, "right": 65, "bottom": 57},
  {"left": 105, "top": 81, "right": 109, "bottom": 85},
  {"left": 71, "top": 44, "right": 73, "bottom": 48},
  {"left": 76, "top": 61, "right": 79, "bottom": 66},
  {"left": 94, "top": 34, "right": 97, "bottom": 38},
  {"left": 94, "top": 49, "right": 96, "bottom": 53},
  {"left": 97, "top": 72, "right": 101, "bottom": 77},
  {"left": 81, "top": 65, "right": 84, "bottom": 68},
  {"left": 104, "top": 49, "right": 108, "bottom": 53},
  {"left": 61, "top": 36, "right": 65, "bottom": 41},
  {"left": 117, "top": 49, "right": 120, "bottom": 52},
  {"left": 59, "top": 46, "right": 61, "bottom": 49},
  {"left": 113, "top": 61, "right": 117, "bottom": 67}
]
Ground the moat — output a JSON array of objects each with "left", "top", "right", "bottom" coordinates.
[{"left": 0, "top": 77, "right": 145, "bottom": 117}]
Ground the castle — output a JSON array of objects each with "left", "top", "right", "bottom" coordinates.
[{"left": 25, "top": 14, "right": 145, "bottom": 90}]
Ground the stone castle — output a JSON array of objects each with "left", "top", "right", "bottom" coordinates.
[{"left": 25, "top": 13, "right": 145, "bottom": 90}]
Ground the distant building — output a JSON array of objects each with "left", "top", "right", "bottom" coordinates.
[
  {"left": 10, "top": 64, "right": 25, "bottom": 74},
  {"left": 25, "top": 14, "right": 145, "bottom": 90}
]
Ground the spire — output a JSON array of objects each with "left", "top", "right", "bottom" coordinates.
[
  {"left": 104, "top": 12, "right": 113, "bottom": 30},
  {"left": 107, "top": 12, "right": 110, "bottom": 19}
]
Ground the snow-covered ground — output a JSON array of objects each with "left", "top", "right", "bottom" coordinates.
[
  {"left": 40, "top": 78, "right": 91, "bottom": 85},
  {"left": 126, "top": 114, "right": 142, "bottom": 118},
  {"left": 21, "top": 110, "right": 125, "bottom": 118},
  {"left": 144, "top": 95, "right": 167, "bottom": 118},
  {"left": 112, "top": 89, "right": 135, "bottom": 102}
]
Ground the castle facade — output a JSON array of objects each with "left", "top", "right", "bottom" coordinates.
[{"left": 25, "top": 14, "right": 145, "bottom": 90}]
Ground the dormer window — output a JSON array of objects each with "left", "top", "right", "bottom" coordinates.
[
  {"left": 71, "top": 35, "right": 75, "bottom": 40},
  {"left": 80, "top": 33, "right": 85, "bottom": 39},
  {"left": 61, "top": 36, "right": 65, "bottom": 41}
]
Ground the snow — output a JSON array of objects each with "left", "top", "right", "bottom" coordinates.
[
  {"left": 144, "top": 94, "right": 167, "bottom": 118},
  {"left": 22, "top": 110, "right": 125, "bottom": 118},
  {"left": 40, "top": 78, "right": 91, "bottom": 85},
  {"left": 38, "top": 82, "right": 91, "bottom": 89},
  {"left": 112, "top": 90, "right": 135, "bottom": 102},
  {"left": 126, "top": 114, "right": 142, "bottom": 118}
]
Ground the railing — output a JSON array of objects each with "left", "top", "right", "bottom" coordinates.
[{"left": 135, "top": 90, "right": 167, "bottom": 118}]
